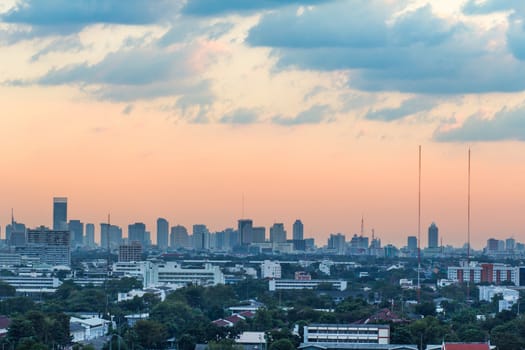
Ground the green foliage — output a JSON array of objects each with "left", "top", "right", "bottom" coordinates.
[
  {"left": 0, "top": 280, "right": 16, "bottom": 297},
  {"left": 269, "top": 339, "right": 295, "bottom": 350},
  {"left": 133, "top": 320, "right": 168, "bottom": 349}
]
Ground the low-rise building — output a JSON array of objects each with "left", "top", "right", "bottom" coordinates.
[
  {"left": 261, "top": 260, "right": 281, "bottom": 279},
  {"left": 269, "top": 279, "right": 347, "bottom": 291}
]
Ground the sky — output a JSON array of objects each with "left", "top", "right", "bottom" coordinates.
[{"left": 1, "top": 0, "right": 525, "bottom": 248}]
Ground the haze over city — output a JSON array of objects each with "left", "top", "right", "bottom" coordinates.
[{"left": 2, "top": 0, "right": 525, "bottom": 248}]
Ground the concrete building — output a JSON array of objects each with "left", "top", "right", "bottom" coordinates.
[
  {"left": 100, "top": 224, "right": 122, "bottom": 250},
  {"left": 171, "top": 225, "right": 190, "bottom": 249},
  {"left": 0, "top": 275, "right": 62, "bottom": 294},
  {"left": 428, "top": 222, "right": 438, "bottom": 249},
  {"left": 270, "top": 223, "right": 287, "bottom": 243},
  {"left": 53, "top": 197, "right": 68, "bottom": 231},
  {"left": 68, "top": 220, "right": 84, "bottom": 248},
  {"left": 478, "top": 285, "right": 519, "bottom": 312},
  {"left": 328, "top": 233, "right": 346, "bottom": 255},
  {"left": 304, "top": 324, "right": 390, "bottom": 344},
  {"left": 261, "top": 260, "right": 281, "bottom": 279},
  {"left": 293, "top": 220, "right": 304, "bottom": 241},
  {"left": 26, "top": 227, "right": 71, "bottom": 266},
  {"left": 269, "top": 279, "right": 347, "bottom": 291},
  {"left": 118, "top": 241, "right": 143, "bottom": 262},
  {"left": 85, "top": 223, "right": 95, "bottom": 248},
  {"left": 238, "top": 219, "right": 253, "bottom": 245},
  {"left": 156, "top": 218, "right": 169, "bottom": 250},
  {"left": 128, "top": 222, "right": 147, "bottom": 247},
  {"left": 448, "top": 261, "right": 518, "bottom": 285},
  {"left": 251, "top": 227, "right": 266, "bottom": 243}
]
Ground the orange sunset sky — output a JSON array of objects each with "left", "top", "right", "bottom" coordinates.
[{"left": 1, "top": 0, "right": 525, "bottom": 248}]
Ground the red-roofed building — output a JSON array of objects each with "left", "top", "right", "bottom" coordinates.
[{"left": 0, "top": 316, "right": 11, "bottom": 337}]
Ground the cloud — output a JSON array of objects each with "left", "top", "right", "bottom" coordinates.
[
  {"left": 247, "top": 1, "right": 525, "bottom": 94},
  {"left": 181, "top": 0, "right": 330, "bottom": 16},
  {"left": 364, "top": 97, "right": 438, "bottom": 122},
  {"left": 30, "top": 35, "right": 86, "bottom": 61},
  {"left": 220, "top": 109, "right": 259, "bottom": 124},
  {"left": 272, "top": 105, "right": 330, "bottom": 125},
  {"left": 122, "top": 104, "right": 134, "bottom": 115},
  {"left": 462, "top": 0, "right": 525, "bottom": 16},
  {"left": 1, "top": 0, "right": 176, "bottom": 33},
  {"left": 433, "top": 104, "right": 525, "bottom": 142}
]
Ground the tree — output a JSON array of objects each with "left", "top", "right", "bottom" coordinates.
[
  {"left": 0, "top": 281, "right": 15, "bottom": 297},
  {"left": 269, "top": 339, "right": 295, "bottom": 350},
  {"left": 133, "top": 320, "right": 168, "bottom": 349}
]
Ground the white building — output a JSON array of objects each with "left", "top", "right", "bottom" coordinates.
[
  {"left": 70, "top": 316, "right": 110, "bottom": 342},
  {"left": 269, "top": 279, "right": 347, "bottom": 291},
  {"left": 304, "top": 324, "right": 390, "bottom": 344},
  {"left": 319, "top": 260, "right": 333, "bottom": 276},
  {"left": 0, "top": 275, "right": 62, "bottom": 294},
  {"left": 261, "top": 260, "right": 282, "bottom": 279},
  {"left": 478, "top": 285, "right": 519, "bottom": 312}
]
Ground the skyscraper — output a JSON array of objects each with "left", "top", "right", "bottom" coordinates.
[
  {"left": 68, "top": 220, "right": 84, "bottom": 248},
  {"left": 428, "top": 222, "right": 438, "bottom": 249},
  {"left": 270, "top": 223, "right": 287, "bottom": 243},
  {"left": 293, "top": 219, "right": 304, "bottom": 241},
  {"left": 101, "top": 223, "right": 122, "bottom": 250},
  {"left": 407, "top": 236, "right": 417, "bottom": 251},
  {"left": 157, "top": 218, "right": 169, "bottom": 250},
  {"left": 192, "top": 224, "right": 209, "bottom": 250},
  {"left": 85, "top": 223, "right": 95, "bottom": 247},
  {"left": 53, "top": 197, "right": 68, "bottom": 230},
  {"left": 238, "top": 219, "right": 253, "bottom": 245},
  {"left": 128, "top": 222, "right": 146, "bottom": 246},
  {"left": 170, "top": 225, "right": 189, "bottom": 249}
]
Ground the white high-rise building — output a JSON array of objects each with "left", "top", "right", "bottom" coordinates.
[{"left": 261, "top": 260, "right": 281, "bottom": 279}]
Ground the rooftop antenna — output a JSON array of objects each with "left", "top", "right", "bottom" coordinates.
[
  {"left": 467, "top": 148, "right": 471, "bottom": 301},
  {"left": 360, "top": 215, "right": 364, "bottom": 237},
  {"left": 11, "top": 208, "right": 14, "bottom": 226},
  {"left": 417, "top": 145, "right": 422, "bottom": 304},
  {"left": 242, "top": 193, "right": 245, "bottom": 219}
]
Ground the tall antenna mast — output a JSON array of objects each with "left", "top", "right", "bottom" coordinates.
[
  {"left": 242, "top": 193, "right": 245, "bottom": 219},
  {"left": 417, "top": 145, "right": 422, "bottom": 304},
  {"left": 467, "top": 148, "right": 471, "bottom": 301},
  {"left": 360, "top": 215, "right": 364, "bottom": 237}
]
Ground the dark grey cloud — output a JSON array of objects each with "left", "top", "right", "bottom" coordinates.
[
  {"left": 182, "top": 0, "right": 331, "bottom": 16},
  {"left": 272, "top": 105, "right": 330, "bottom": 125},
  {"left": 220, "top": 109, "right": 259, "bottom": 124},
  {"left": 247, "top": 1, "right": 525, "bottom": 94},
  {"left": 434, "top": 104, "right": 525, "bottom": 142},
  {"left": 364, "top": 97, "right": 438, "bottom": 122}
]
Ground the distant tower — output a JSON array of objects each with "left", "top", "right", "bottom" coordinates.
[
  {"left": 157, "top": 218, "right": 169, "bottom": 250},
  {"left": 238, "top": 219, "right": 253, "bottom": 245},
  {"left": 407, "top": 236, "right": 417, "bottom": 252},
  {"left": 53, "top": 197, "right": 68, "bottom": 230},
  {"left": 270, "top": 223, "right": 287, "bottom": 243},
  {"left": 293, "top": 219, "right": 304, "bottom": 241},
  {"left": 428, "top": 222, "right": 438, "bottom": 248},
  {"left": 68, "top": 219, "right": 84, "bottom": 248},
  {"left": 85, "top": 223, "right": 95, "bottom": 247}
]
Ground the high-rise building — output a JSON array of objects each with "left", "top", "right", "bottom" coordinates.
[
  {"left": 486, "top": 238, "right": 499, "bottom": 252},
  {"left": 328, "top": 233, "right": 346, "bottom": 255},
  {"left": 119, "top": 241, "right": 142, "bottom": 262},
  {"left": 407, "top": 236, "right": 417, "bottom": 251},
  {"left": 192, "top": 224, "right": 209, "bottom": 250},
  {"left": 270, "top": 223, "right": 287, "bottom": 243},
  {"left": 53, "top": 197, "right": 68, "bottom": 230},
  {"left": 68, "top": 220, "right": 84, "bottom": 248},
  {"left": 26, "top": 227, "right": 71, "bottom": 266},
  {"left": 238, "top": 219, "right": 253, "bottom": 245},
  {"left": 252, "top": 227, "right": 266, "bottom": 243},
  {"left": 100, "top": 223, "right": 122, "bottom": 250},
  {"left": 156, "top": 218, "right": 169, "bottom": 250},
  {"left": 6, "top": 221, "right": 26, "bottom": 246},
  {"left": 506, "top": 238, "right": 516, "bottom": 252},
  {"left": 293, "top": 220, "right": 304, "bottom": 241},
  {"left": 428, "top": 222, "right": 438, "bottom": 249},
  {"left": 215, "top": 228, "right": 234, "bottom": 251},
  {"left": 170, "top": 225, "right": 189, "bottom": 249},
  {"left": 85, "top": 223, "right": 95, "bottom": 247},
  {"left": 128, "top": 223, "right": 146, "bottom": 246}
]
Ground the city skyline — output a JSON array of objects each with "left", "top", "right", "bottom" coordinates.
[{"left": 2, "top": 1, "right": 525, "bottom": 247}]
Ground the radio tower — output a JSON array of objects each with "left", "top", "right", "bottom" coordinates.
[
  {"left": 417, "top": 145, "right": 422, "bottom": 304},
  {"left": 467, "top": 149, "right": 471, "bottom": 302}
]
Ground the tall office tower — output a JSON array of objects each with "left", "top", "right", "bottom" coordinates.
[
  {"left": 293, "top": 219, "right": 304, "bottom": 241},
  {"left": 6, "top": 221, "right": 26, "bottom": 246},
  {"left": 270, "top": 223, "right": 287, "bottom": 243},
  {"left": 486, "top": 238, "right": 498, "bottom": 252},
  {"left": 192, "top": 224, "right": 209, "bottom": 250},
  {"left": 128, "top": 222, "right": 146, "bottom": 246},
  {"left": 68, "top": 220, "right": 84, "bottom": 248},
  {"left": 328, "top": 233, "right": 346, "bottom": 255},
  {"left": 506, "top": 238, "right": 516, "bottom": 251},
  {"left": 156, "top": 218, "right": 169, "bottom": 250},
  {"left": 26, "top": 227, "right": 71, "bottom": 266},
  {"left": 428, "top": 222, "right": 438, "bottom": 249},
  {"left": 170, "top": 225, "right": 189, "bottom": 249},
  {"left": 101, "top": 223, "right": 122, "bottom": 250},
  {"left": 85, "top": 223, "right": 95, "bottom": 247},
  {"left": 252, "top": 226, "right": 266, "bottom": 243},
  {"left": 53, "top": 197, "right": 68, "bottom": 230},
  {"left": 407, "top": 236, "right": 417, "bottom": 251},
  {"left": 118, "top": 241, "right": 142, "bottom": 262},
  {"left": 238, "top": 219, "right": 253, "bottom": 245},
  {"left": 215, "top": 228, "right": 234, "bottom": 251}
]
